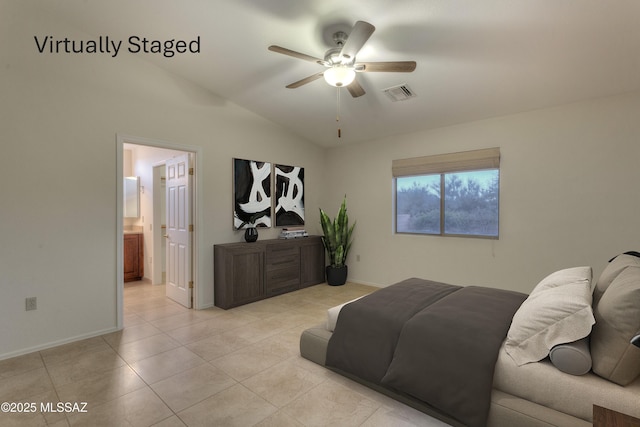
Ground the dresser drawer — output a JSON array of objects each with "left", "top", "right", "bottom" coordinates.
[
  {"left": 266, "top": 265, "right": 300, "bottom": 295},
  {"left": 266, "top": 245, "right": 300, "bottom": 270}
]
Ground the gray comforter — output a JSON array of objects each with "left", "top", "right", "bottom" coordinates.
[{"left": 326, "top": 278, "right": 526, "bottom": 427}]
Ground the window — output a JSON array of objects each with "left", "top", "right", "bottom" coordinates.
[{"left": 393, "top": 148, "right": 500, "bottom": 238}]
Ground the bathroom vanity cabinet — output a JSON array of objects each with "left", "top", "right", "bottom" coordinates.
[{"left": 124, "top": 233, "right": 144, "bottom": 282}]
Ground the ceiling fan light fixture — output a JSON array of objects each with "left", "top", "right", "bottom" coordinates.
[{"left": 324, "top": 66, "right": 356, "bottom": 87}]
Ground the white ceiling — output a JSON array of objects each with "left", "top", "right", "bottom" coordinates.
[{"left": 41, "top": 0, "right": 640, "bottom": 147}]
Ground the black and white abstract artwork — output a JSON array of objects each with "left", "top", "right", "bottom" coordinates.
[
  {"left": 233, "top": 158, "right": 272, "bottom": 229},
  {"left": 275, "top": 164, "right": 304, "bottom": 227}
]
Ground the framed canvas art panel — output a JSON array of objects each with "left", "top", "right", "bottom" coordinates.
[
  {"left": 233, "top": 158, "right": 272, "bottom": 229},
  {"left": 274, "top": 164, "right": 305, "bottom": 227}
]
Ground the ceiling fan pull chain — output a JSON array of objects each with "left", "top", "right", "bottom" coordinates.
[{"left": 337, "top": 88, "right": 342, "bottom": 138}]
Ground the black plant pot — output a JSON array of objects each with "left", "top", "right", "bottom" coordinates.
[
  {"left": 326, "top": 265, "right": 348, "bottom": 286},
  {"left": 244, "top": 227, "right": 258, "bottom": 242}
]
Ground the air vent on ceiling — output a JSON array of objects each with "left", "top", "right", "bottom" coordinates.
[{"left": 382, "top": 84, "right": 416, "bottom": 102}]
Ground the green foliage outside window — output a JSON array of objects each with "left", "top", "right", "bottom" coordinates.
[{"left": 396, "top": 170, "right": 499, "bottom": 237}]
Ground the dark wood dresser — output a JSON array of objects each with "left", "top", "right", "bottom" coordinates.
[{"left": 214, "top": 236, "right": 325, "bottom": 309}]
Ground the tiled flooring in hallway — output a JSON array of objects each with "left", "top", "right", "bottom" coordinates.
[{"left": 0, "top": 281, "right": 450, "bottom": 426}]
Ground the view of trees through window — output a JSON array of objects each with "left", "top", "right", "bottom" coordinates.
[{"left": 396, "top": 169, "right": 499, "bottom": 237}]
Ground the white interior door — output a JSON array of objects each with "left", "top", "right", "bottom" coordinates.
[{"left": 165, "top": 154, "right": 192, "bottom": 308}]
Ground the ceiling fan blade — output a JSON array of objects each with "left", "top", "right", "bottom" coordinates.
[
  {"left": 355, "top": 61, "right": 417, "bottom": 72},
  {"left": 285, "top": 72, "right": 324, "bottom": 89},
  {"left": 339, "top": 21, "right": 375, "bottom": 62},
  {"left": 346, "top": 79, "right": 365, "bottom": 98},
  {"left": 268, "top": 45, "right": 323, "bottom": 64}
]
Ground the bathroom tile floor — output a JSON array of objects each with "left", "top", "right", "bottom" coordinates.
[{"left": 0, "top": 281, "right": 451, "bottom": 427}]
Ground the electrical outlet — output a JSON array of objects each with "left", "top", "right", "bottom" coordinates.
[
  {"left": 25, "top": 297, "right": 37, "bottom": 311},
  {"left": 356, "top": 254, "right": 361, "bottom": 262}
]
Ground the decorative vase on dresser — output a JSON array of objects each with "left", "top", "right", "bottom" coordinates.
[{"left": 244, "top": 226, "right": 258, "bottom": 242}]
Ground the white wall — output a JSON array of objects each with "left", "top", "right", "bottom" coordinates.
[
  {"left": 324, "top": 91, "right": 640, "bottom": 294},
  {"left": 0, "top": 3, "right": 324, "bottom": 359}
]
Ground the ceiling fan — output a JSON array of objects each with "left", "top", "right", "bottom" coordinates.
[{"left": 268, "top": 20, "right": 416, "bottom": 98}]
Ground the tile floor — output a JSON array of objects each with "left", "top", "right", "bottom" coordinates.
[{"left": 0, "top": 281, "right": 450, "bottom": 427}]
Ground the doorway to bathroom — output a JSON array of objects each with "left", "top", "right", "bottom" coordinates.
[{"left": 117, "top": 134, "right": 201, "bottom": 328}]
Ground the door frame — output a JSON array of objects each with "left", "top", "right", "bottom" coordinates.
[
  {"left": 116, "top": 134, "right": 202, "bottom": 329},
  {"left": 151, "top": 162, "right": 166, "bottom": 286}
]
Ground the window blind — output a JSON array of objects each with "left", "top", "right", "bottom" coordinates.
[{"left": 392, "top": 147, "right": 500, "bottom": 177}]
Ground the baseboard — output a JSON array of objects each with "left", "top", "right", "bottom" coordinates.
[
  {"left": 346, "top": 278, "right": 385, "bottom": 288},
  {"left": 0, "top": 326, "right": 121, "bottom": 361}
]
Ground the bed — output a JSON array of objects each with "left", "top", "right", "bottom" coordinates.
[{"left": 300, "top": 254, "right": 640, "bottom": 426}]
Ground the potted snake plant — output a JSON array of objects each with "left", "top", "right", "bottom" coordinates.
[{"left": 319, "top": 196, "right": 356, "bottom": 286}]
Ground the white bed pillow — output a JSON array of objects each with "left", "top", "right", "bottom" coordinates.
[
  {"left": 505, "top": 266, "right": 595, "bottom": 366},
  {"left": 529, "top": 266, "right": 593, "bottom": 296}
]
